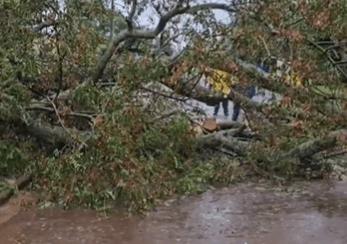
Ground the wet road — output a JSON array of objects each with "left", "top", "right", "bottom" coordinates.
[{"left": 1, "top": 180, "right": 347, "bottom": 244}]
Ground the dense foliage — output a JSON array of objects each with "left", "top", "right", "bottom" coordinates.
[{"left": 1, "top": 0, "right": 347, "bottom": 213}]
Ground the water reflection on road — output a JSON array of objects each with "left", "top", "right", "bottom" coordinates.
[{"left": 1, "top": 180, "right": 347, "bottom": 244}]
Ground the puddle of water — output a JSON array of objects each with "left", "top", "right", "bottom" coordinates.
[{"left": 1, "top": 180, "right": 347, "bottom": 244}]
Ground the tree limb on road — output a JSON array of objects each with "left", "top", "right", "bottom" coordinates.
[
  {"left": 285, "top": 136, "right": 337, "bottom": 160},
  {"left": 197, "top": 127, "right": 249, "bottom": 156}
]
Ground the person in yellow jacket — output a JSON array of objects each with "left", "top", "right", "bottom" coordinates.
[
  {"left": 272, "top": 59, "right": 303, "bottom": 87},
  {"left": 202, "top": 67, "right": 232, "bottom": 116},
  {"left": 202, "top": 67, "right": 256, "bottom": 120},
  {"left": 207, "top": 68, "right": 236, "bottom": 95},
  {"left": 284, "top": 73, "right": 302, "bottom": 87}
]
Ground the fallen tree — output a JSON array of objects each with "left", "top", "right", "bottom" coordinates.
[
  {"left": 197, "top": 125, "right": 249, "bottom": 156},
  {"left": 3, "top": 0, "right": 347, "bottom": 213}
]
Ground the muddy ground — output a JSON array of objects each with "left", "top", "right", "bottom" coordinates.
[{"left": 1, "top": 179, "right": 347, "bottom": 244}]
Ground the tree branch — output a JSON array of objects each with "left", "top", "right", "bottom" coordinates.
[
  {"left": 334, "top": 60, "right": 347, "bottom": 66},
  {"left": 139, "top": 85, "right": 188, "bottom": 102},
  {"left": 54, "top": 25, "right": 64, "bottom": 101},
  {"left": 126, "top": 0, "right": 137, "bottom": 30},
  {"left": 92, "top": 3, "right": 236, "bottom": 83},
  {"left": 46, "top": 96, "right": 87, "bottom": 148},
  {"left": 160, "top": 29, "right": 194, "bottom": 50},
  {"left": 258, "top": 35, "right": 271, "bottom": 57},
  {"left": 285, "top": 136, "right": 337, "bottom": 160},
  {"left": 197, "top": 129, "right": 249, "bottom": 156},
  {"left": 151, "top": 2, "right": 162, "bottom": 16},
  {"left": 33, "top": 20, "right": 57, "bottom": 32},
  {"left": 307, "top": 39, "right": 347, "bottom": 80},
  {"left": 148, "top": 109, "right": 182, "bottom": 124},
  {"left": 26, "top": 105, "right": 94, "bottom": 120}
]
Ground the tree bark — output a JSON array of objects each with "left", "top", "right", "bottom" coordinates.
[
  {"left": 24, "top": 120, "right": 91, "bottom": 152},
  {"left": 197, "top": 126, "right": 249, "bottom": 156},
  {"left": 285, "top": 136, "right": 337, "bottom": 160},
  {"left": 217, "top": 121, "right": 243, "bottom": 130},
  {"left": 267, "top": 136, "right": 338, "bottom": 169},
  {"left": 91, "top": 3, "right": 236, "bottom": 83}
]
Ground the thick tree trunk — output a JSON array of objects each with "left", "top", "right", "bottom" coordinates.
[
  {"left": 285, "top": 136, "right": 337, "bottom": 159},
  {"left": 217, "top": 121, "right": 243, "bottom": 130},
  {"left": 197, "top": 126, "right": 249, "bottom": 156},
  {"left": 24, "top": 120, "right": 91, "bottom": 152},
  {"left": 268, "top": 136, "right": 338, "bottom": 169}
]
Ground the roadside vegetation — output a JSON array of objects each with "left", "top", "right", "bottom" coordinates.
[{"left": 2, "top": 0, "right": 347, "bottom": 214}]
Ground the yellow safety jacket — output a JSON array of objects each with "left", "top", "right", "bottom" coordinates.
[
  {"left": 284, "top": 74, "right": 302, "bottom": 87},
  {"left": 207, "top": 69, "right": 239, "bottom": 95}
]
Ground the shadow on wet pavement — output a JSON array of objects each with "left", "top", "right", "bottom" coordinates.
[{"left": 1, "top": 180, "right": 347, "bottom": 244}]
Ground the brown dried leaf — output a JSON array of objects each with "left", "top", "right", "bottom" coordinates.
[
  {"left": 59, "top": 106, "right": 71, "bottom": 117},
  {"left": 93, "top": 114, "right": 103, "bottom": 127},
  {"left": 281, "top": 96, "right": 293, "bottom": 107}
]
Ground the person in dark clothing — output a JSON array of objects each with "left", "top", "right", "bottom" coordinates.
[
  {"left": 232, "top": 85, "right": 256, "bottom": 121},
  {"left": 256, "top": 61, "right": 270, "bottom": 73},
  {"left": 213, "top": 99, "right": 229, "bottom": 116}
]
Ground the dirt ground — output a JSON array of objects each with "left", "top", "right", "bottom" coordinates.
[{"left": 1, "top": 179, "right": 347, "bottom": 244}]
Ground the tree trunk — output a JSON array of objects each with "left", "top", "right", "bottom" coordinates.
[{"left": 197, "top": 126, "right": 249, "bottom": 156}]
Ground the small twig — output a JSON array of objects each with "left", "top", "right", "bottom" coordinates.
[
  {"left": 164, "top": 40, "right": 192, "bottom": 67},
  {"left": 148, "top": 109, "right": 182, "bottom": 124},
  {"left": 109, "top": 0, "right": 115, "bottom": 42},
  {"left": 324, "top": 45, "right": 340, "bottom": 53},
  {"left": 243, "top": 110, "right": 254, "bottom": 131},
  {"left": 160, "top": 29, "right": 194, "bottom": 50},
  {"left": 126, "top": 0, "right": 137, "bottom": 30},
  {"left": 307, "top": 39, "right": 347, "bottom": 80},
  {"left": 54, "top": 25, "right": 64, "bottom": 101},
  {"left": 101, "top": 73, "right": 120, "bottom": 113},
  {"left": 334, "top": 60, "right": 347, "bottom": 65},
  {"left": 151, "top": 2, "right": 162, "bottom": 16},
  {"left": 217, "top": 147, "right": 237, "bottom": 157},
  {"left": 234, "top": 123, "right": 247, "bottom": 137},
  {"left": 286, "top": 18, "right": 304, "bottom": 27},
  {"left": 46, "top": 96, "right": 87, "bottom": 148},
  {"left": 288, "top": 42, "right": 293, "bottom": 61},
  {"left": 26, "top": 106, "right": 94, "bottom": 120},
  {"left": 98, "top": 82, "right": 117, "bottom": 87},
  {"left": 323, "top": 147, "right": 347, "bottom": 158},
  {"left": 139, "top": 86, "right": 188, "bottom": 102},
  {"left": 181, "top": 73, "right": 202, "bottom": 92},
  {"left": 315, "top": 41, "right": 335, "bottom": 46},
  {"left": 33, "top": 20, "right": 58, "bottom": 32},
  {"left": 258, "top": 35, "right": 271, "bottom": 58}
]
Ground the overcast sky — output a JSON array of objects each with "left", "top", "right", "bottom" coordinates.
[
  {"left": 58, "top": 0, "right": 232, "bottom": 26},
  {"left": 99, "top": 0, "right": 232, "bottom": 24},
  {"left": 107, "top": 0, "right": 233, "bottom": 52},
  {"left": 56, "top": 0, "right": 233, "bottom": 52}
]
